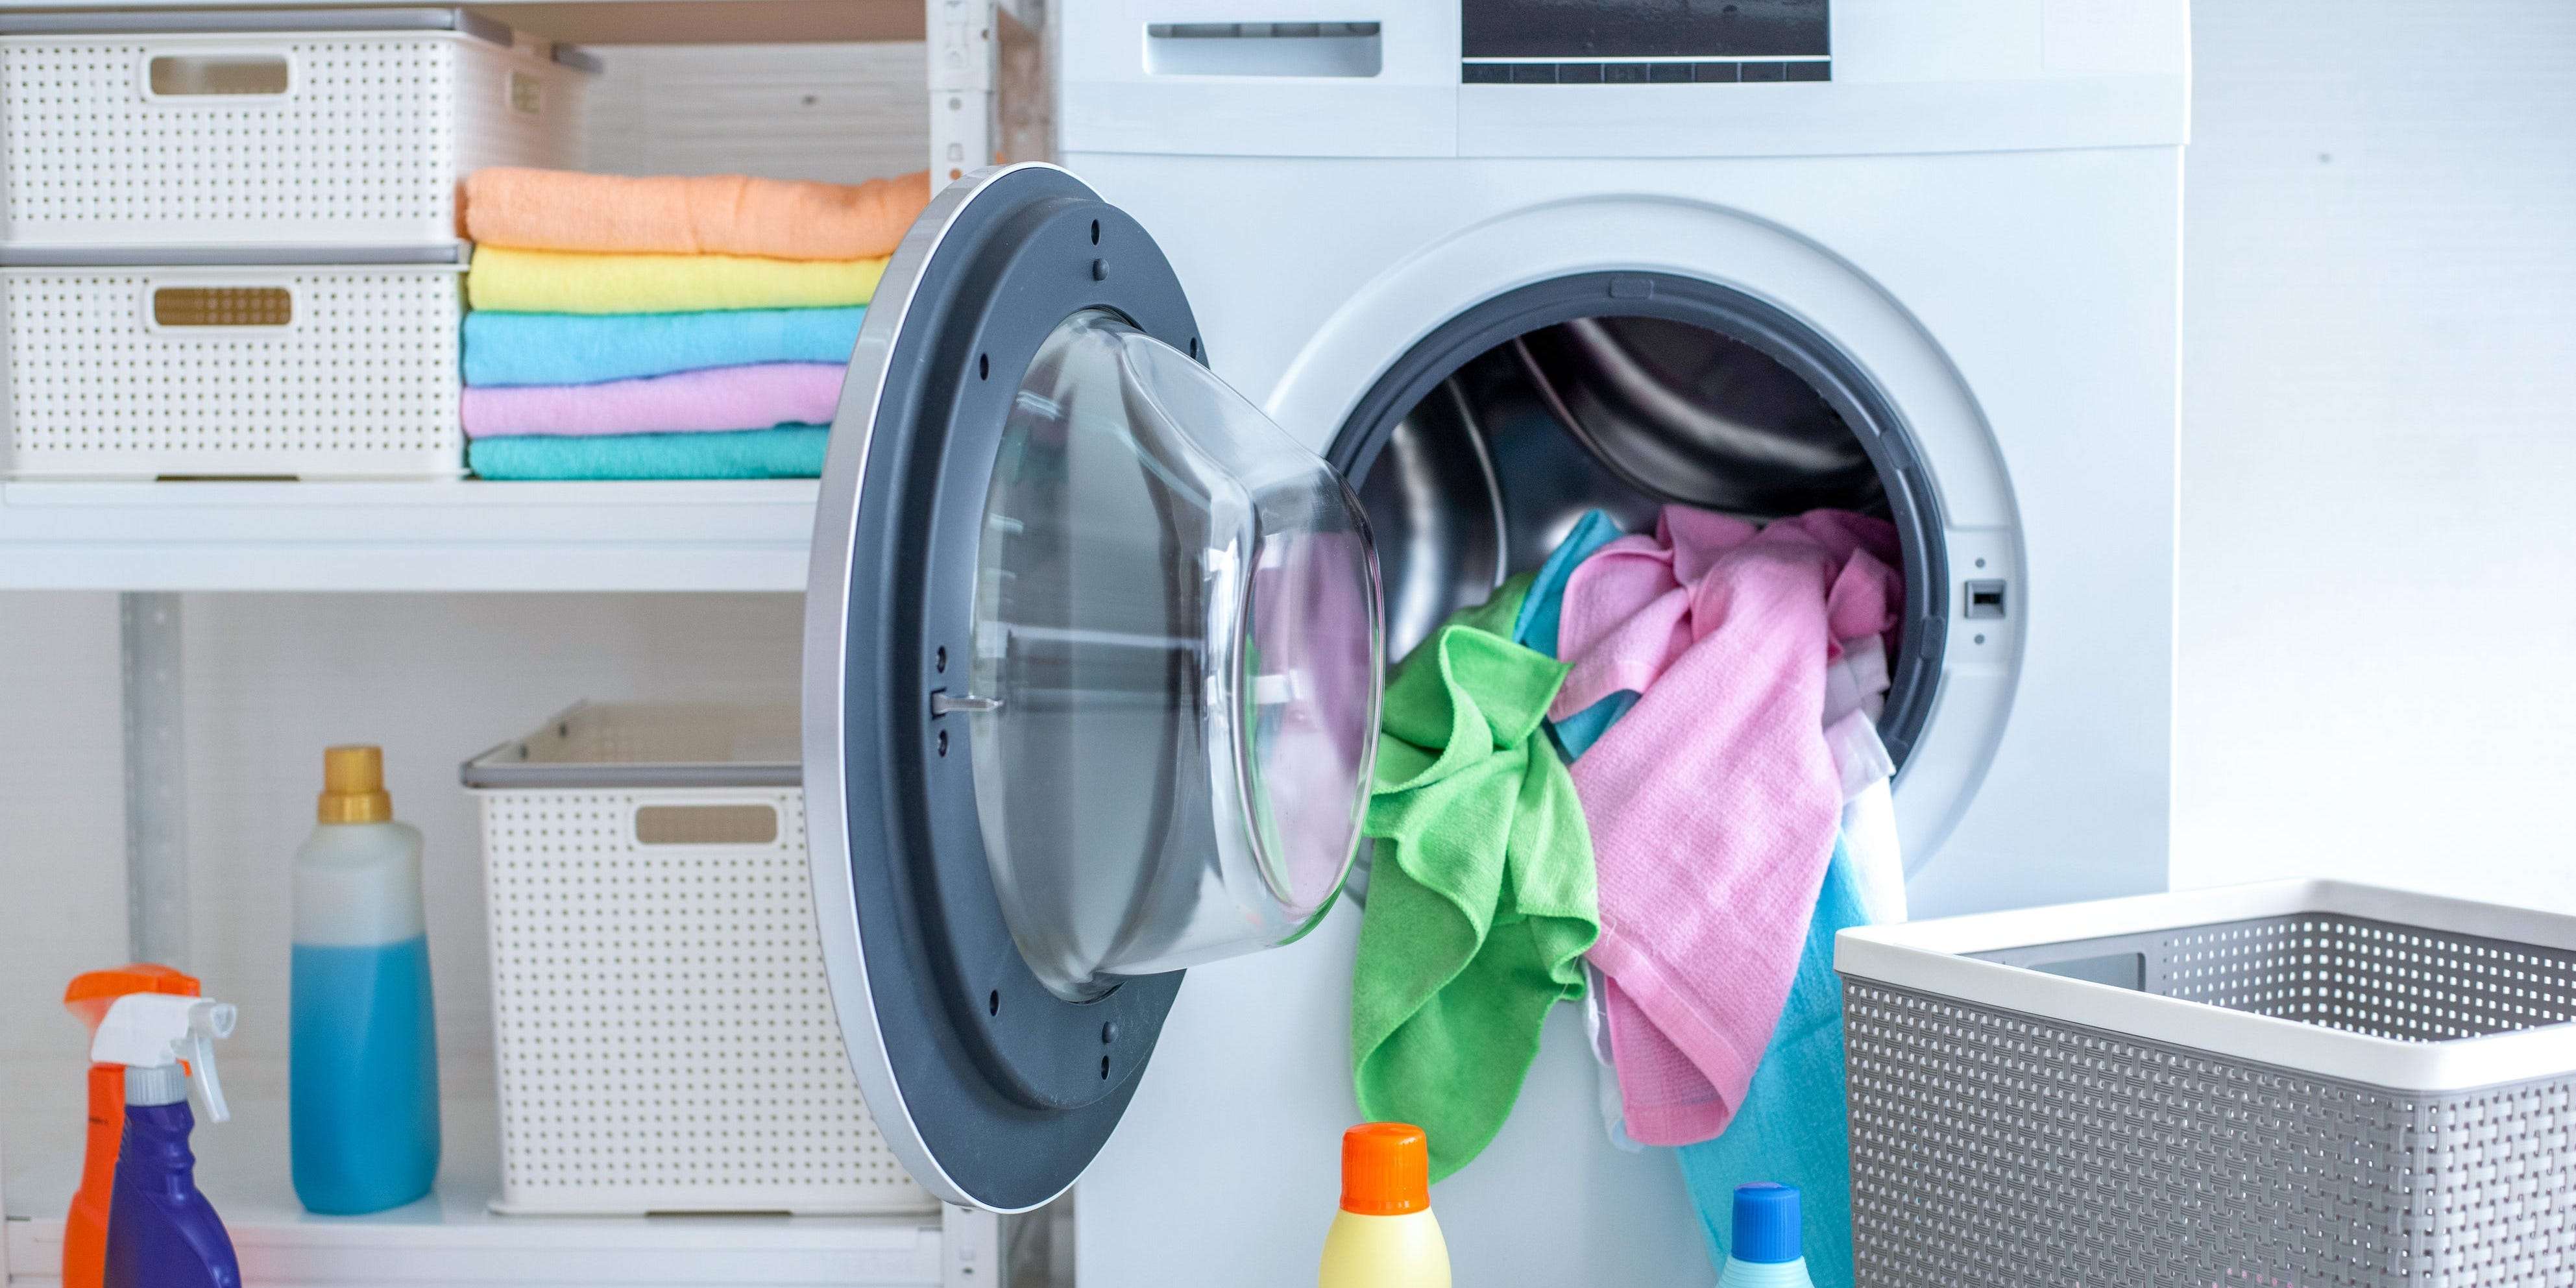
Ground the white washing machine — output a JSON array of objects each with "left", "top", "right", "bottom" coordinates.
[{"left": 805, "top": 2, "right": 2185, "bottom": 1283}]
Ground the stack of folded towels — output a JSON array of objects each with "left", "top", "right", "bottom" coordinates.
[{"left": 458, "top": 167, "right": 930, "bottom": 480}]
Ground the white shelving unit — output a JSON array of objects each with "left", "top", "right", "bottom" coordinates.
[
  {"left": 0, "top": 0, "right": 1010, "bottom": 594},
  {"left": 0, "top": 0, "right": 932, "bottom": 45},
  {"left": 0, "top": 1, "right": 1030, "bottom": 1283},
  {"left": 0, "top": 1063, "right": 952, "bottom": 1287},
  {"left": 0, "top": 480, "right": 820, "bottom": 592}
]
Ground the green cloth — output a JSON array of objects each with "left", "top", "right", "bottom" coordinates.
[
  {"left": 466, "top": 425, "right": 829, "bottom": 480},
  {"left": 1352, "top": 575, "right": 1601, "bottom": 1181}
]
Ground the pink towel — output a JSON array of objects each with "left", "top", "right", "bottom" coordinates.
[
  {"left": 1554, "top": 506, "right": 1900, "bottom": 1147},
  {"left": 459, "top": 363, "right": 845, "bottom": 439}
]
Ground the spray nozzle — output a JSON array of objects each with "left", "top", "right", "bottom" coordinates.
[
  {"left": 89, "top": 993, "right": 236, "bottom": 1122},
  {"left": 64, "top": 964, "right": 200, "bottom": 1036}
]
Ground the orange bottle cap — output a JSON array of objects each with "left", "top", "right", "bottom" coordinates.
[{"left": 1339, "top": 1122, "right": 1431, "bottom": 1215}]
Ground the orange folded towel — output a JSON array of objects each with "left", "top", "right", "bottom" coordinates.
[{"left": 462, "top": 168, "right": 932, "bottom": 261}]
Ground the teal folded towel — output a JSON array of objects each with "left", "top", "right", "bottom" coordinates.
[
  {"left": 1677, "top": 835, "right": 1866, "bottom": 1288},
  {"left": 467, "top": 426, "right": 829, "bottom": 480},
  {"left": 461, "top": 308, "right": 866, "bottom": 387}
]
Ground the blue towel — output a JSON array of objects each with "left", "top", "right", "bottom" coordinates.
[
  {"left": 1678, "top": 836, "right": 1867, "bottom": 1288},
  {"left": 461, "top": 308, "right": 866, "bottom": 387},
  {"left": 467, "top": 425, "right": 829, "bottom": 480},
  {"left": 1513, "top": 509, "right": 1622, "bottom": 655},
  {"left": 1511, "top": 509, "right": 1639, "bottom": 757}
]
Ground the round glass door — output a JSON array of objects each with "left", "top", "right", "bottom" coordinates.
[
  {"left": 970, "top": 310, "right": 1381, "bottom": 1001},
  {"left": 803, "top": 163, "right": 1384, "bottom": 1211}
]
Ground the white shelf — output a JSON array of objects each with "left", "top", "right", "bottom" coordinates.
[
  {"left": 0, "top": 480, "right": 818, "bottom": 592},
  {"left": 2, "top": 1064, "right": 944, "bottom": 1287}
]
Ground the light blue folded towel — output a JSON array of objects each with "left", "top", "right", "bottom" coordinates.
[
  {"left": 461, "top": 308, "right": 866, "bottom": 387},
  {"left": 1677, "top": 835, "right": 1867, "bottom": 1288},
  {"left": 467, "top": 426, "right": 829, "bottom": 481}
]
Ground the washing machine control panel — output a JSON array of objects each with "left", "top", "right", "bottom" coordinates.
[{"left": 1461, "top": 0, "right": 1828, "bottom": 84}]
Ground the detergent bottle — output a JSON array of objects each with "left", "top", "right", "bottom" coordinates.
[
  {"left": 89, "top": 993, "right": 241, "bottom": 1288},
  {"left": 291, "top": 744, "right": 441, "bottom": 1214},
  {"left": 61, "top": 966, "right": 202, "bottom": 1288},
  {"left": 1716, "top": 1184, "right": 1818, "bottom": 1288},
  {"left": 1317, "top": 1123, "right": 1450, "bottom": 1288}
]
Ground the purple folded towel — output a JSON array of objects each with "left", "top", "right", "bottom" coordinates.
[{"left": 459, "top": 361, "right": 846, "bottom": 438}]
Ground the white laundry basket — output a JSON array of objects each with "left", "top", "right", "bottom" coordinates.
[
  {"left": 0, "top": 8, "right": 590, "bottom": 252},
  {"left": 1836, "top": 880, "right": 2576, "bottom": 1288},
  {"left": 0, "top": 262, "right": 464, "bottom": 478},
  {"left": 463, "top": 703, "right": 938, "bottom": 1217}
]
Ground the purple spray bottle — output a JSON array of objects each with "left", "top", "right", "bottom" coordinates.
[{"left": 87, "top": 993, "right": 242, "bottom": 1288}]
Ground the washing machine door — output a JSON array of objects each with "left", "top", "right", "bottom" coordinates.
[{"left": 803, "top": 164, "right": 1385, "bottom": 1212}]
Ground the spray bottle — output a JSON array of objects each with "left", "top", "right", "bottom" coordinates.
[
  {"left": 62, "top": 966, "right": 201, "bottom": 1288},
  {"left": 88, "top": 993, "right": 241, "bottom": 1288}
]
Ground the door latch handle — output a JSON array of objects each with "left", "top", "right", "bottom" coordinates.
[{"left": 930, "top": 692, "right": 1004, "bottom": 716}]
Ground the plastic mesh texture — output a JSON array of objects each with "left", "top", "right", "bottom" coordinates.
[
  {"left": 2159, "top": 914, "right": 2576, "bottom": 1041},
  {"left": 1, "top": 267, "right": 461, "bottom": 478},
  {"left": 508, "top": 703, "right": 801, "bottom": 772},
  {"left": 480, "top": 786, "right": 936, "bottom": 1215},
  {"left": 0, "top": 35, "right": 581, "bottom": 246},
  {"left": 1844, "top": 913, "right": 2576, "bottom": 1288}
]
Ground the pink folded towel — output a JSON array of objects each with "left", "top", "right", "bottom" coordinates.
[
  {"left": 459, "top": 363, "right": 846, "bottom": 439},
  {"left": 1554, "top": 506, "right": 1900, "bottom": 1147}
]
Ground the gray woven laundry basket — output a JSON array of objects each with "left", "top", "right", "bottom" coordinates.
[{"left": 1836, "top": 881, "right": 2576, "bottom": 1288}]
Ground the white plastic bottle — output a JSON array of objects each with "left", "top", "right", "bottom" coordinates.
[
  {"left": 289, "top": 745, "right": 440, "bottom": 1215},
  {"left": 1318, "top": 1123, "right": 1450, "bottom": 1288}
]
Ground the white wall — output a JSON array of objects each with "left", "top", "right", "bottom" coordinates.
[
  {"left": 583, "top": 42, "right": 927, "bottom": 184},
  {"left": 0, "top": 594, "right": 804, "bottom": 1062},
  {"left": 2174, "top": 1, "right": 2576, "bottom": 907}
]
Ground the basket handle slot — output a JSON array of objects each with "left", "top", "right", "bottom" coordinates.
[
  {"left": 634, "top": 803, "right": 779, "bottom": 847},
  {"left": 1976, "top": 940, "right": 2148, "bottom": 992},
  {"left": 2021, "top": 951, "right": 2143, "bottom": 991},
  {"left": 145, "top": 53, "right": 293, "bottom": 98},
  {"left": 149, "top": 286, "right": 295, "bottom": 329}
]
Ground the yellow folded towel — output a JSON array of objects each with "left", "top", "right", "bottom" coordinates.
[{"left": 466, "top": 247, "right": 890, "bottom": 315}]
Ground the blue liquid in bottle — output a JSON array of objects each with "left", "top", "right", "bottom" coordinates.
[{"left": 290, "top": 936, "right": 440, "bottom": 1214}]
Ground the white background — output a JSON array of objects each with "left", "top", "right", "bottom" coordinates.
[
  {"left": 1, "top": 0, "right": 2572, "bottom": 1160},
  {"left": 2173, "top": 1, "right": 2576, "bottom": 905}
]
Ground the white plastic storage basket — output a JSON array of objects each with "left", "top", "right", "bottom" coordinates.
[
  {"left": 0, "top": 9, "right": 590, "bottom": 252},
  {"left": 0, "top": 263, "right": 464, "bottom": 478},
  {"left": 1836, "top": 880, "right": 2576, "bottom": 1288},
  {"left": 463, "top": 703, "right": 937, "bottom": 1217}
]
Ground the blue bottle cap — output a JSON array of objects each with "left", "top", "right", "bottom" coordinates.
[{"left": 1731, "top": 1183, "right": 1803, "bottom": 1265}]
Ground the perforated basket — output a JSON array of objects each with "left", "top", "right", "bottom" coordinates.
[
  {"left": 1836, "top": 881, "right": 2576, "bottom": 1288},
  {"left": 463, "top": 703, "right": 938, "bottom": 1217},
  {"left": 0, "top": 263, "right": 463, "bottom": 478},
  {"left": 0, "top": 11, "right": 589, "bottom": 251}
]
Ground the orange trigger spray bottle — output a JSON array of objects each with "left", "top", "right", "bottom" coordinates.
[{"left": 63, "top": 966, "right": 201, "bottom": 1288}]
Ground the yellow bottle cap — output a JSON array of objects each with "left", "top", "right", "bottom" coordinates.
[{"left": 318, "top": 745, "right": 393, "bottom": 823}]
